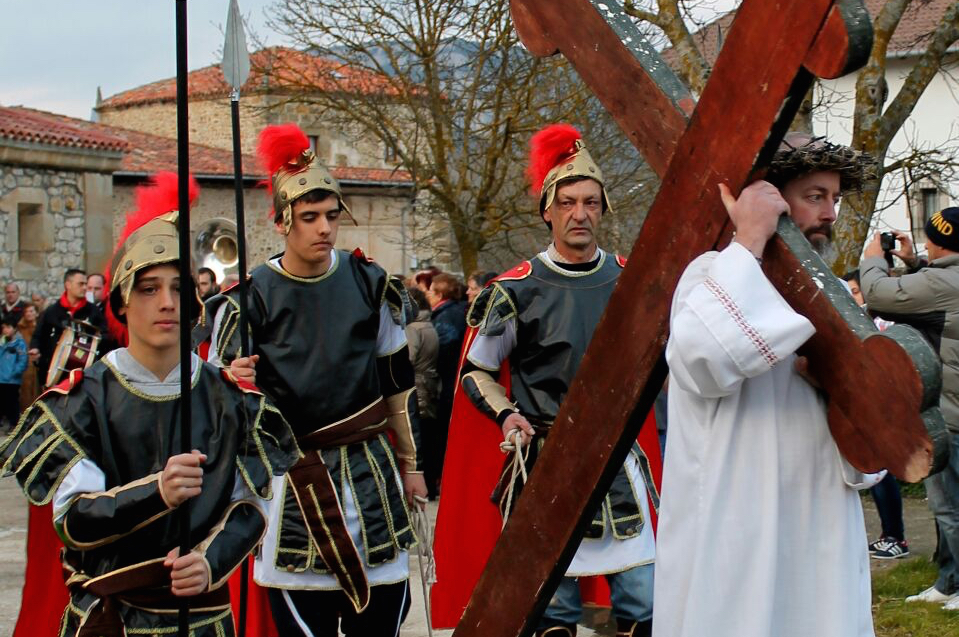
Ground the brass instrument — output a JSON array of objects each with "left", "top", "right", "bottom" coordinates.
[{"left": 194, "top": 218, "right": 239, "bottom": 283}]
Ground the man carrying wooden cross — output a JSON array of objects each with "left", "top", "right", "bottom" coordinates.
[
  {"left": 459, "top": 124, "right": 660, "bottom": 637},
  {"left": 654, "top": 133, "right": 880, "bottom": 637}
]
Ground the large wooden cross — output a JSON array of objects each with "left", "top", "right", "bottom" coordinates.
[{"left": 451, "top": 1, "right": 948, "bottom": 635}]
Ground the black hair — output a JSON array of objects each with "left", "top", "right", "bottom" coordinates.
[
  {"left": 64, "top": 268, "right": 86, "bottom": 283},
  {"left": 841, "top": 269, "right": 860, "bottom": 285},
  {"left": 87, "top": 273, "right": 106, "bottom": 285},
  {"left": 470, "top": 271, "right": 497, "bottom": 288},
  {"left": 276, "top": 189, "right": 338, "bottom": 226},
  {"left": 1, "top": 316, "right": 19, "bottom": 329},
  {"left": 197, "top": 267, "right": 217, "bottom": 283},
  {"left": 407, "top": 286, "right": 428, "bottom": 313}
]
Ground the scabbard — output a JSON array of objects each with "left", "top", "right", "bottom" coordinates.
[
  {"left": 71, "top": 557, "right": 230, "bottom": 637},
  {"left": 287, "top": 397, "right": 390, "bottom": 613}
]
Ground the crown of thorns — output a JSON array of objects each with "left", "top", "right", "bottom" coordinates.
[{"left": 766, "top": 136, "right": 876, "bottom": 192}]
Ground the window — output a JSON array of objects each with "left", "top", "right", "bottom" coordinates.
[
  {"left": 913, "top": 187, "right": 940, "bottom": 243},
  {"left": 308, "top": 135, "right": 319, "bottom": 153},
  {"left": 922, "top": 187, "right": 939, "bottom": 222},
  {"left": 18, "top": 202, "right": 48, "bottom": 267},
  {"left": 384, "top": 142, "right": 398, "bottom": 163}
]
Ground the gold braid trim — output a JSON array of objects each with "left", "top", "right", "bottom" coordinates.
[{"left": 462, "top": 370, "right": 516, "bottom": 416}]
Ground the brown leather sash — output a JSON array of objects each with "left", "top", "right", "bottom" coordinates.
[
  {"left": 70, "top": 557, "right": 230, "bottom": 637},
  {"left": 286, "top": 398, "right": 390, "bottom": 613}
]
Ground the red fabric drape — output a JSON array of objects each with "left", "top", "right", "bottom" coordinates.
[
  {"left": 229, "top": 562, "right": 278, "bottom": 637},
  {"left": 13, "top": 503, "right": 69, "bottom": 637}
]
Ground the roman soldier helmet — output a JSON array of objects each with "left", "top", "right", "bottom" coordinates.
[
  {"left": 257, "top": 123, "right": 352, "bottom": 234},
  {"left": 526, "top": 123, "right": 613, "bottom": 223},
  {"left": 105, "top": 172, "right": 203, "bottom": 344}
]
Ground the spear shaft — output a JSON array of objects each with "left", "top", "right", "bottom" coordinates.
[
  {"left": 223, "top": 1, "right": 252, "bottom": 632},
  {"left": 174, "top": 1, "right": 192, "bottom": 635}
]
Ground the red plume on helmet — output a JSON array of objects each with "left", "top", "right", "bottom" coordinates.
[
  {"left": 257, "top": 123, "right": 310, "bottom": 219},
  {"left": 526, "top": 123, "right": 582, "bottom": 195},
  {"left": 116, "top": 172, "right": 200, "bottom": 245},
  {"left": 104, "top": 171, "right": 200, "bottom": 345}
]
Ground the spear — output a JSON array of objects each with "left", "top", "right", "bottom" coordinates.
[
  {"left": 222, "top": 1, "right": 253, "bottom": 634},
  {"left": 174, "top": 1, "right": 193, "bottom": 636}
]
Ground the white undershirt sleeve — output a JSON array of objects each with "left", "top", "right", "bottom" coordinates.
[
  {"left": 52, "top": 458, "right": 106, "bottom": 523},
  {"left": 377, "top": 302, "right": 408, "bottom": 356},
  {"left": 466, "top": 319, "right": 517, "bottom": 371},
  {"left": 207, "top": 301, "right": 230, "bottom": 368}
]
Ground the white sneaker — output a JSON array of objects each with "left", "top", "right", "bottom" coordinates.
[
  {"left": 944, "top": 596, "right": 959, "bottom": 611},
  {"left": 906, "top": 586, "right": 957, "bottom": 604}
]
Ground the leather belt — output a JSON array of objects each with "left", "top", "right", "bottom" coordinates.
[
  {"left": 68, "top": 557, "right": 230, "bottom": 637},
  {"left": 286, "top": 397, "right": 390, "bottom": 613}
]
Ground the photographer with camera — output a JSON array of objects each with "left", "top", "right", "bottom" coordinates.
[{"left": 861, "top": 207, "right": 959, "bottom": 609}]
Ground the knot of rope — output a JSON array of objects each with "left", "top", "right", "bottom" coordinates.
[
  {"left": 498, "top": 428, "right": 530, "bottom": 530},
  {"left": 411, "top": 494, "right": 436, "bottom": 637}
]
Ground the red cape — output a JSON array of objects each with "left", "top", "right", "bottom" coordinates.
[
  {"left": 229, "top": 565, "right": 278, "bottom": 637},
  {"left": 430, "top": 309, "right": 663, "bottom": 628},
  {"left": 13, "top": 504, "right": 70, "bottom": 637}
]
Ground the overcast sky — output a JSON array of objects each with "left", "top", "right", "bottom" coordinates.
[
  {"left": 1, "top": 0, "right": 285, "bottom": 119},
  {"left": 2, "top": 1, "right": 737, "bottom": 121}
]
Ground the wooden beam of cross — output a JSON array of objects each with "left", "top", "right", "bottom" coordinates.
[{"left": 451, "top": 1, "right": 948, "bottom": 636}]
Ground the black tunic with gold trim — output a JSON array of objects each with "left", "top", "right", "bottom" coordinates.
[
  {"left": 0, "top": 351, "right": 299, "bottom": 636},
  {"left": 463, "top": 250, "right": 658, "bottom": 561},
  {"left": 206, "top": 249, "right": 421, "bottom": 606}
]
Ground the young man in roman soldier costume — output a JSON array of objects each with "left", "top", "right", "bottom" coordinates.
[
  {"left": 207, "top": 123, "right": 426, "bottom": 636},
  {"left": 444, "top": 124, "right": 660, "bottom": 637},
  {"left": 0, "top": 172, "right": 299, "bottom": 637}
]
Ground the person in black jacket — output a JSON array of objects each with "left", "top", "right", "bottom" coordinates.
[
  {"left": 427, "top": 272, "right": 467, "bottom": 494},
  {"left": 28, "top": 268, "right": 106, "bottom": 388}
]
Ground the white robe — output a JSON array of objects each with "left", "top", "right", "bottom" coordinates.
[{"left": 652, "top": 243, "right": 875, "bottom": 637}]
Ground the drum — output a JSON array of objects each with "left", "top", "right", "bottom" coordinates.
[{"left": 45, "top": 320, "right": 101, "bottom": 387}]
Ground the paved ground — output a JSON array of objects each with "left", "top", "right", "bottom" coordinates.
[{"left": 0, "top": 477, "right": 938, "bottom": 636}]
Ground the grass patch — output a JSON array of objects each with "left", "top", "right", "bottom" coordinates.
[
  {"left": 899, "top": 480, "right": 927, "bottom": 500},
  {"left": 873, "top": 558, "right": 959, "bottom": 636}
]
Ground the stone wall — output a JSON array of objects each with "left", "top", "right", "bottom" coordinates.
[
  {"left": 0, "top": 164, "right": 89, "bottom": 300},
  {"left": 112, "top": 181, "right": 415, "bottom": 278}
]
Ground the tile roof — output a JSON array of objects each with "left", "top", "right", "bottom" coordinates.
[
  {"left": 0, "top": 105, "right": 128, "bottom": 152},
  {"left": 100, "top": 47, "right": 412, "bottom": 110},
  {"left": 662, "top": 0, "right": 957, "bottom": 69},
  {"left": 2, "top": 106, "right": 412, "bottom": 185}
]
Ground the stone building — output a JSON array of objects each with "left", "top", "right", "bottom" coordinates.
[
  {"left": 93, "top": 46, "right": 422, "bottom": 274},
  {"left": 0, "top": 104, "right": 415, "bottom": 300},
  {"left": 0, "top": 106, "right": 121, "bottom": 298}
]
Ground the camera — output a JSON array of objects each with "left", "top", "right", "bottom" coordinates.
[{"left": 880, "top": 232, "right": 897, "bottom": 252}]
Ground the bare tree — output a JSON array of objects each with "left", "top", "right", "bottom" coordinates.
[
  {"left": 833, "top": 0, "right": 959, "bottom": 272},
  {"left": 265, "top": 0, "right": 649, "bottom": 273},
  {"left": 624, "top": 0, "right": 959, "bottom": 272}
]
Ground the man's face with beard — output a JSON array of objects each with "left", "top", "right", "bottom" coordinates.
[{"left": 780, "top": 170, "right": 841, "bottom": 257}]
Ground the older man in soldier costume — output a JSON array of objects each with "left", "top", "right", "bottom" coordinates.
[
  {"left": 0, "top": 173, "right": 299, "bottom": 636},
  {"left": 208, "top": 123, "right": 426, "bottom": 636},
  {"left": 460, "top": 124, "right": 658, "bottom": 637}
]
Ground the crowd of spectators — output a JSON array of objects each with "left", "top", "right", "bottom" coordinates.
[
  {"left": 401, "top": 267, "right": 497, "bottom": 498},
  {"left": 0, "top": 269, "right": 111, "bottom": 429}
]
